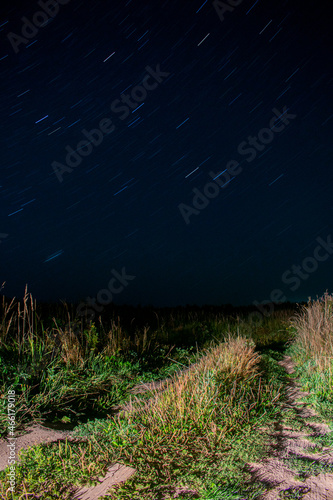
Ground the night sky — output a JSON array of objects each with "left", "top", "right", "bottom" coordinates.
[{"left": 1, "top": 0, "right": 332, "bottom": 308}]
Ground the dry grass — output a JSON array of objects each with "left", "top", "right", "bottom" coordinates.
[
  {"left": 291, "top": 292, "right": 333, "bottom": 371},
  {"left": 53, "top": 318, "right": 84, "bottom": 366},
  {"left": 288, "top": 293, "right": 333, "bottom": 422}
]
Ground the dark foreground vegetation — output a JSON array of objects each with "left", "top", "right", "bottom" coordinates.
[{"left": 0, "top": 288, "right": 332, "bottom": 499}]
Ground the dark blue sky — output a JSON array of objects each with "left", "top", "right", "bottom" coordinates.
[{"left": 1, "top": 0, "right": 332, "bottom": 307}]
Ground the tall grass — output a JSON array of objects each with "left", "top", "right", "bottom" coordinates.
[
  {"left": 291, "top": 292, "right": 333, "bottom": 369},
  {"left": 288, "top": 292, "right": 333, "bottom": 419}
]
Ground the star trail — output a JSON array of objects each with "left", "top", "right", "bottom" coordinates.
[{"left": 0, "top": 0, "right": 332, "bottom": 307}]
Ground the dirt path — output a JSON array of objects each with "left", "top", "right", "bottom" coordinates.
[{"left": 247, "top": 355, "right": 333, "bottom": 500}]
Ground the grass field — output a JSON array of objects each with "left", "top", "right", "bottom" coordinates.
[{"left": 0, "top": 290, "right": 332, "bottom": 499}]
